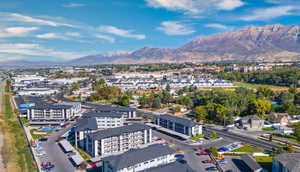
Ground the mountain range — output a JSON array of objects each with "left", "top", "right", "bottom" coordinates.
[{"left": 2, "top": 24, "right": 300, "bottom": 67}]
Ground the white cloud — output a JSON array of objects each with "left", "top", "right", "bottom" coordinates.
[
  {"left": 0, "top": 27, "right": 38, "bottom": 38},
  {"left": 217, "top": 0, "right": 244, "bottom": 10},
  {"left": 240, "top": 6, "right": 296, "bottom": 21},
  {"left": 0, "top": 43, "right": 89, "bottom": 60},
  {"left": 65, "top": 32, "right": 81, "bottom": 37},
  {"left": 204, "top": 23, "right": 228, "bottom": 30},
  {"left": 63, "top": 3, "right": 85, "bottom": 8},
  {"left": 146, "top": 0, "right": 245, "bottom": 15},
  {"left": 98, "top": 25, "right": 146, "bottom": 40},
  {"left": 36, "top": 33, "right": 61, "bottom": 39},
  {"left": 4, "top": 13, "right": 74, "bottom": 27},
  {"left": 157, "top": 21, "right": 195, "bottom": 35},
  {"left": 95, "top": 34, "right": 116, "bottom": 43}
]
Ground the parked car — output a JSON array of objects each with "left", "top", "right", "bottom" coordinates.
[
  {"left": 218, "top": 160, "right": 228, "bottom": 165},
  {"left": 196, "top": 152, "right": 209, "bottom": 155},
  {"left": 205, "top": 166, "right": 217, "bottom": 171},
  {"left": 204, "top": 136, "right": 211, "bottom": 140},
  {"left": 202, "top": 160, "right": 214, "bottom": 163}
]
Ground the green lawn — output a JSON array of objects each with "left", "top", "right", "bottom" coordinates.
[
  {"left": 262, "top": 127, "right": 276, "bottom": 131},
  {"left": 254, "top": 156, "right": 273, "bottom": 171},
  {"left": 191, "top": 134, "right": 205, "bottom": 140},
  {"left": 30, "top": 129, "right": 46, "bottom": 140},
  {"left": 273, "top": 135, "right": 300, "bottom": 144},
  {"left": 234, "top": 82, "right": 287, "bottom": 89},
  {"left": 232, "top": 146, "right": 263, "bottom": 153}
]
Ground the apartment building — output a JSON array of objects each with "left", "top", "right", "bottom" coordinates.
[
  {"left": 71, "top": 112, "right": 124, "bottom": 148},
  {"left": 55, "top": 102, "right": 82, "bottom": 116},
  {"left": 95, "top": 105, "right": 136, "bottom": 119},
  {"left": 27, "top": 104, "right": 73, "bottom": 123},
  {"left": 272, "top": 153, "right": 300, "bottom": 172},
  {"left": 102, "top": 144, "right": 178, "bottom": 172},
  {"left": 85, "top": 123, "right": 152, "bottom": 157},
  {"left": 17, "top": 88, "right": 57, "bottom": 96},
  {"left": 155, "top": 114, "right": 202, "bottom": 136}
]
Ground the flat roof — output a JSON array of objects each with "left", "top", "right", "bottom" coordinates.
[
  {"left": 59, "top": 139, "right": 74, "bottom": 152},
  {"left": 70, "top": 154, "right": 84, "bottom": 166},
  {"left": 157, "top": 114, "right": 200, "bottom": 127}
]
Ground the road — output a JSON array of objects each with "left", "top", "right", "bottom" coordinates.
[
  {"left": 0, "top": 79, "right": 5, "bottom": 171},
  {"left": 41, "top": 124, "right": 76, "bottom": 172},
  {"left": 207, "top": 128, "right": 283, "bottom": 151}
]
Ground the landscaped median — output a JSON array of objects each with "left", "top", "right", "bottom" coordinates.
[{"left": 0, "top": 81, "right": 38, "bottom": 172}]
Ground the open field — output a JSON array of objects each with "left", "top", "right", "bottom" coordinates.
[
  {"left": 234, "top": 82, "right": 288, "bottom": 91},
  {"left": 0, "top": 81, "right": 38, "bottom": 172}
]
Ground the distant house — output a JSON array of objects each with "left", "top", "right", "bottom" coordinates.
[
  {"left": 269, "top": 113, "right": 291, "bottom": 126},
  {"left": 241, "top": 154, "right": 263, "bottom": 172},
  {"left": 272, "top": 153, "right": 300, "bottom": 172},
  {"left": 239, "top": 115, "right": 265, "bottom": 130}
]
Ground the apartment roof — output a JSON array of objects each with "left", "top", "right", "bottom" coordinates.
[
  {"left": 240, "top": 115, "right": 263, "bottom": 121},
  {"left": 30, "top": 103, "right": 72, "bottom": 110},
  {"left": 273, "top": 153, "right": 300, "bottom": 172},
  {"left": 241, "top": 154, "right": 262, "bottom": 171},
  {"left": 74, "top": 117, "right": 98, "bottom": 131},
  {"left": 95, "top": 105, "right": 135, "bottom": 112},
  {"left": 102, "top": 144, "right": 175, "bottom": 170},
  {"left": 88, "top": 123, "right": 150, "bottom": 140},
  {"left": 157, "top": 114, "right": 200, "bottom": 127},
  {"left": 146, "top": 161, "right": 196, "bottom": 172},
  {"left": 83, "top": 112, "right": 123, "bottom": 119}
]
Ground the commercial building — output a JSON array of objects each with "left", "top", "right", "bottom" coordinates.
[
  {"left": 71, "top": 112, "right": 125, "bottom": 148},
  {"left": 238, "top": 115, "right": 265, "bottom": 130},
  {"left": 102, "top": 144, "right": 177, "bottom": 172},
  {"left": 155, "top": 114, "right": 202, "bottom": 136},
  {"left": 241, "top": 154, "right": 263, "bottom": 172},
  {"left": 272, "top": 153, "right": 300, "bottom": 172},
  {"left": 86, "top": 123, "right": 152, "bottom": 157}
]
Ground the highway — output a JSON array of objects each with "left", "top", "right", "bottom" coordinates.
[{"left": 206, "top": 128, "right": 283, "bottom": 151}]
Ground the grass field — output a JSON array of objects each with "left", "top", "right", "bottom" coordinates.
[
  {"left": 254, "top": 156, "right": 273, "bottom": 171},
  {"left": 0, "top": 81, "right": 38, "bottom": 172},
  {"left": 234, "top": 82, "right": 288, "bottom": 90},
  {"left": 232, "top": 146, "right": 263, "bottom": 153}
]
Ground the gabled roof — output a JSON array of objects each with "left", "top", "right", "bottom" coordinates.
[
  {"left": 102, "top": 144, "right": 175, "bottom": 170},
  {"left": 146, "top": 161, "right": 196, "bottom": 172},
  {"left": 82, "top": 112, "right": 123, "bottom": 119},
  {"left": 240, "top": 115, "right": 263, "bottom": 121},
  {"left": 273, "top": 153, "right": 300, "bottom": 172},
  {"left": 74, "top": 117, "right": 98, "bottom": 131},
  {"left": 157, "top": 114, "right": 200, "bottom": 127},
  {"left": 241, "top": 154, "right": 262, "bottom": 171},
  {"left": 88, "top": 123, "right": 150, "bottom": 140}
]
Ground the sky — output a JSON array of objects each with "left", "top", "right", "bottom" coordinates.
[{"left": 1, "top": 0, "right": 300, "bottom": 62}]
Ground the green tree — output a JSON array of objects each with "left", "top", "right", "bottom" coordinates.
[
  {"left": 256, "top": 86, "right": 274, "bottom": 99},
  {"left": 71, "top": 82, "right": 79, "bottom": 91},
  {"left": 152, "top": 96, "right": 161, "bottom": 109},
  {"left": 177, "top": 96, "right": 193, "bottom": 108},
  {"left": 209, "top": 146, "right": 218, "bottom": 156},
  {"left": 194, "top": 106, "right": 206, "bottom": 121},
  {"left": 119, "top": 95, "right": 130, "bottom": 107},
  {"left": 247, "top": 99, "right": 271, "bottom": 118}
]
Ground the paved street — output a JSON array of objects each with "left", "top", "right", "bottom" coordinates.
[{"left": 41, "top": 125, "right": 76, "bottom": 172}]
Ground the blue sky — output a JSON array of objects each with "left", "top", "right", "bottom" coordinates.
[{"left": 1, "top": 0, "right": 300, "bottom": 62}]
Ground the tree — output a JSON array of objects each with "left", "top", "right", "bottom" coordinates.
[
  {"left": 256, "top": 86, "right": 274, "bottom": 99},
  {"left": 277, "top": 91, "right": 294, "bottom": 105},
  {"left": 281, "top": 102, "right": 299, "bottom": 116},
  {"left": 294, "top": 123, "right": 300, "bottom": 141},
  {"left": 247, "top": 99, "right": 271, "bottom": 118},
  {"left": 209, "top": 146, "right": 218, "bottom": 156},
  {"left": 205, "top": 103, "right": 232, "bottom": 124},
  {"left": 119, "top": 95, "right": 130, "bottom": 107},
  {"left": 210, "top": 131, "right": 217, "bottom": 138},
  {"left": 294, "top": 92, "right": 300, "bottom": 105},
  {"left": 177, "top": 96, "right": 193, "bottom": 108},
  {"left": 194, "top": 106, "right": 206, "bottom": 121},
  {"left": 152, "top": 96, "right": 161, "bottom": 109},
  {"left": 166, "top": 83, "right": 171, "bottom": 92},
  {"left": 71, "top": 82, "right": 79, "bottom": 91}
]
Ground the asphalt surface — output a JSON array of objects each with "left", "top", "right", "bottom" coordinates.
[
  {"left": 41, "top": 124, "right": 76, "bottom": 172},
  {"left": 207, "top": 128, "right": 283, "bottom": 151}
]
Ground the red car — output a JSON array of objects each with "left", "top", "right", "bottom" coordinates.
[
  {"left": 155, "top": 138, "right": 164, "bottom": 141},
  {"left": 202, "top": 160, "right": 214, "bottom": 163},
  {"left": 196, "top": 152, "right": 209, "bottom": 156}
]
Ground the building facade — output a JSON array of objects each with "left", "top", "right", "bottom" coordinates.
[
  {"left": 27, "top": 104, "right": 73, "bottom": 122},
  {"left": 102, "top": 144, "right": 176, "bottom": 172},
  {"left": 86, "top": 124, "right": 152, "bottom": 157},
  {"left": 155, "top": 114, "right": 202, "bottom": 136},
  {"left": 272, "top": 153, "right": 300, "bottom": 172}
]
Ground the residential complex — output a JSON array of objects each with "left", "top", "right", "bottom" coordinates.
[
  {"left": 155, "top": 114, "right": 202, "bottom": 136},
  {"left": 85, "top": 123, "right": 152, "bottom": 157},
  {"left": 102, "top": 144, "right": 177, "bottom": 172},
  {"left": 95, "top": 105, "right": 137, "bottom": 119},
  {"left": 272, "top": 153, "right": 300, "bottom": 172}
]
